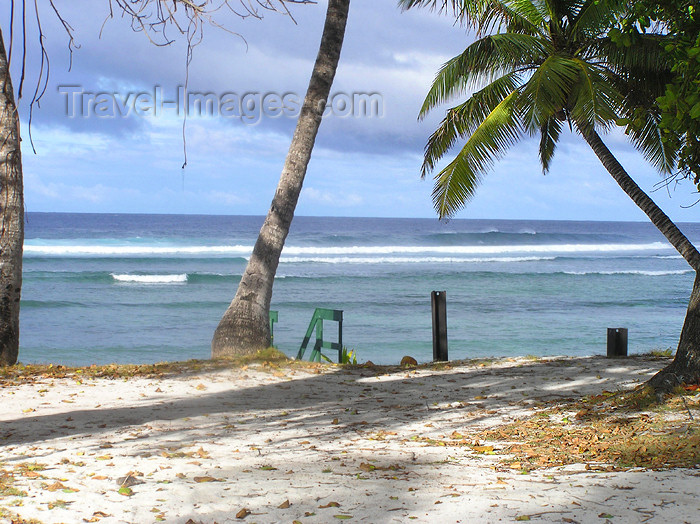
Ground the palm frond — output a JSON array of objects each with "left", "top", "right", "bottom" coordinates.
[
  {"left": 478, "top": 0, "right": 546, "bottom": 36},
  {"left": 626, "top": 109, "right": 679, "bottom": 174},
  {"left": 397, "top": 0, "right": 487, "bottom": 26},
  {"left": 420, "top": 32, "right": 549, "bottom": 117},
  {"left": 431, "top": 90, "right": 523, "bottom": 218},
  {"left": 539, "top": 115, "right": 563, "bottom": 172},
  {"left": 519, "top": 54, "right": 581, "bottom": 131},
  {"left": 568, "top": 59, "right": 621, "bottom": 132},
  {"left": 422, "top": 72, "right": 524, "bottom": 176},
  {"left": 590, "top": 35, "right": 671, "bottom": 80},
  {"left": 571, "top": 0, "right": 629, "bottom": 39}
]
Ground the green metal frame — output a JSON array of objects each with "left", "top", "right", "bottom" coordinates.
[
  {"left": 296, "top": 308, "right": 343, "bottom": 362},
  {"left": 269, "top": 310, "right": 278, "bottom": 338}
]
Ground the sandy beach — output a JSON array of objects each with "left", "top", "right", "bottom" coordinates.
[{"left": 1, "top": 355, "right": 698, "bottom": 523}]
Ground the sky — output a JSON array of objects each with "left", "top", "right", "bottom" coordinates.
[{"left": 2, "top": 0, "right": 699, "bottom": 222}]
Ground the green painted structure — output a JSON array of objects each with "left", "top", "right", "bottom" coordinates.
[{"left": 296, "top": 308, "right": 344, "bottom": 363}]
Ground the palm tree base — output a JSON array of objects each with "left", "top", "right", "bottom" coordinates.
[
  {"left": 211, "top": 298, "right": 271, "bottom": 358},
  {"left": 648, "top": 271, "right": 700, "bottom": 392}
]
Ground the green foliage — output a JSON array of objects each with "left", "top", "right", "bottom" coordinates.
[
  {"left": 321, "top": 347, "right": 358, "bottom": 365},
  {"left": 647, "top": 347, "right": 674, "bottom": 358},
  {"left": 341, "top": 347, "right": 358, "bottom": 365},
  {"left": 400, "top": 0, "right": 678, "bottom": 218},
  {"left": 627, "top": 0, "right": 700, "bottom": 187}
]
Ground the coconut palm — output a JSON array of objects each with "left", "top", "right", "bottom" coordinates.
[
  {"left": 400, "top": 0, "right": 700, "bottom": 389},
  {"left": 211, "top": 0, "right": 351, "bottom": 357}
]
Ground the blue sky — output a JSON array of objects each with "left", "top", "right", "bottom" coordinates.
[{"left": 3, "top": 1, "right": 698, "bottom": 221}]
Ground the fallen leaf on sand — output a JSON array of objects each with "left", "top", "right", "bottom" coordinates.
[
  {"left": 118, "top": 486, "right": 133, "bottom": 497},
  {"left": 278, "top": 500, "right": 291, "bottom": 509},
  {"left": 319, "top": 502, "right": 341, "bottom": 508},
  {"left": 193, "top": 476, "right": 223, "bottom": 483},
  {"left": 236, "top": 508, "right": 251, "bottom": 519}
]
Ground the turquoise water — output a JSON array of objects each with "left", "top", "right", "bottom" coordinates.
[{"left": 20, "top": 213, "right": 699, "bottom": 365}]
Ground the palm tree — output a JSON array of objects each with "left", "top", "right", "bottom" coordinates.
[
  {"left": 399, "top": 0, "right": 700, "bottom": 389},
  {"left": 211, "top": 0, "right": 351, "bottom": 357},
  {"left": 0, "top": 29, "right": 24, "bottom": 366},
  {"left": 0, "top": 1, "right": 304, "bottom": 366}
]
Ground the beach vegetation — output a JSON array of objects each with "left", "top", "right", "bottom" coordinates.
[
  {"left": 322, "top": 347, "right": 358, "bottom": 365},
  {"left": 400, "top": 0, "right": 700, "bottom": 392},
  {"left": 646, "top": 347, "right": 674, "bottom": 358},
  {"left": 211, "top": 0, "right": 351, "bottom": 358}
]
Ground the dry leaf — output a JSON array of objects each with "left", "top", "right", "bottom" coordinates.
[
  {"left": 193, "top": 476, "right": 222, "bottom": 483},
  {"left": 195, "top": 384, "right": 207, "bottom": 390},
  {"left": 278, "top": 500, "right": 291, "bottom": 509},
  {"left": 319, "top": 502, "right": 341, "bottom": 509},
  {"left": 195, "top": 447, "right": 210, "bottom": 459},
  {"left": 235, "top": 508, "right": 250, "bottom": 519}
]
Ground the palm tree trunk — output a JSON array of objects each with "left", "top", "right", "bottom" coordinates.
[
  {"left": 211, "top": 0, "right": 351, "bottom": 357},
  {"left": 580, "top": 127, "right": 700, "bottom": 389},
  {"left": 581, "top": 128, "right": 700, "bottom": 271},
  {"left": 0, "top": 29, "right": 24, "bottom": 366}
]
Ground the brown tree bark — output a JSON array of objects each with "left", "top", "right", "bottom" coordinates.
[
  {"left": 649, "top": 271, "right": 700, "bottom": 390},
  {"left": 580, "top": 127, "right": 700, "bottom": 390},
  {"left": 0, "top": 28, "right": 24, "bottom": 366},
  {"left": 211, "top": 0, "right": 351, "bottom": 357}
]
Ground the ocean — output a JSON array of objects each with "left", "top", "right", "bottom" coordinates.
[{"left": 20, "top": 213, "right": 700, "bottom": 366}]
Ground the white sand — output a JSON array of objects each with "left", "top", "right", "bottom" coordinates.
[{"left": 1, "top": 355, "right": 698, "bottom": 523}]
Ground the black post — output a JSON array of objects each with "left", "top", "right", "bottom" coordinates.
[
  {"left": 431, "top": 291, "right": 448, "bottom": 361},
  {"left": 607, "top": 328, "right": 628, "bottom": 358}
]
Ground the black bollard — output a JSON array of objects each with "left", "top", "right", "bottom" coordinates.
[
  {"left": 607, "top": 328, "right": 628, "bottom": 358},
  {"left": 431, "top": 291, "right": 448, "bottom": 361}
]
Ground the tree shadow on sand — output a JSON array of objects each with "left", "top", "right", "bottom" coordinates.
[{"left": 2, "top": 356, "right": 690, "bottom": 523}]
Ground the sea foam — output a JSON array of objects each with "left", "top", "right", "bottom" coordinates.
[
  {"left": 111, "top": 274, "right": 188, "bottom": 284},
  {"left": 24, "top": 241, "right": 670, "bottom": 258}
]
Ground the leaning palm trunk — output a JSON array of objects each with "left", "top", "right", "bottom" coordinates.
[
  {"left": 211, "top": 0, "right": 351, "bottom": 357},
  {"left": 580, "top": 127, "right": 700, "bottom": 390},
  {"left": 0, "top": 29, "right": 24, "bottom": 366}
]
